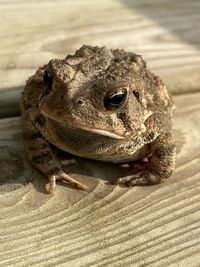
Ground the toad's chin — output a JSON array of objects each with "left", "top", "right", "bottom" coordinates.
[
  {"left": 42, "top": 114, "right": 127, "bottom": 161},
  {"left": 41, "top": 110, "right": 125, "bottom": 140},
  {"left": 40, "top": 111, "right": 146, "bottom": 163}
]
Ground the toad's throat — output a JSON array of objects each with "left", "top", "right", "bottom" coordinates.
[
  {"left": 40, "top": 112, "right": 148, "bottom": 163},
  {"left": 45, "top": 116, "right": 126, "bottom": 161},
  {"left": 41, "top": 111, "right": 125, "bottom": 140}
]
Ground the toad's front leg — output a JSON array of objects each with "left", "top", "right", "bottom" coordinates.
[
  {"left": 22, "top": 111, "right": 88, "bottom": 193},
  {"left": 115, "top": 131, "right": 176, "bottom": 186}
]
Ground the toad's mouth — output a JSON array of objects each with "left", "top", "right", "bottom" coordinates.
[{"left": 41, "top": 110, "right": 125, "bottom": 140}]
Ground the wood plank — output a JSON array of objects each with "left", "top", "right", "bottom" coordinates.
[
  {"left": 0, "top": 87, "right": 21, "bottom": 118},
  {"left": 0, "top": 0, "right": 200, "bottom": 95},
  {"left": 0, "top": 92, "right": 200, "bottom": 266}
]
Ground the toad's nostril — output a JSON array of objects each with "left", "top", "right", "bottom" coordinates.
[{"left": 77, "top": 100, "right": 83, "bottom": 105}]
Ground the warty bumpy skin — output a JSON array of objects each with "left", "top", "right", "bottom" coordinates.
[{"left": 21, "top": 45, "right": 176, "bottom": 193}]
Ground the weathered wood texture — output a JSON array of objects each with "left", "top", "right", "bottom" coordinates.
[
  {"left": 0, "top": 93, "right": 200, "bottom": 266},
  {"left": 0, "top": 0, "right": 200, "bottom": 266},
  {"left": 1, "top": 0, "right": 200, "bottom": 118}
]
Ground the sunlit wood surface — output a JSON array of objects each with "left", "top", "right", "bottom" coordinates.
[{"left": 0, "top": 0, "right": 200, "bottom": 266}]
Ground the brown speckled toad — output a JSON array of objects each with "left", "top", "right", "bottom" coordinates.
[{"left": 21, "top": 45, "right": 176, "bottom": 194}]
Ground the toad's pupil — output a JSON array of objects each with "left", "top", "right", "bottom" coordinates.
[
  {"left": 104, "top": 90, "right": 127, "bottom": 110},
  {"left": 110, "top": 93, "right": 126, "bottom": 105}
]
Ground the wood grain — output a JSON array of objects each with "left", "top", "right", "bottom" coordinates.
[
  {"left": 0, "top": 0, "right": 200, "bottom": 95},
  {"left": 0, "top": 93, "right": 200, "bottom": 266},
  {"left": 1, "top": 0, "right": 200, "bottom": 266}
]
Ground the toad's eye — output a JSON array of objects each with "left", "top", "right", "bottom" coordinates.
[
  {"left": 43, "top": 69, "right": 53, "bottom": 90},
  {"left": 104, "top": 88, "right": 128, "bottom": 111}
]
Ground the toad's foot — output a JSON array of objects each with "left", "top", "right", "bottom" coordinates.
[
  {"left": 46, "top": 170, "right": 88, "bottom": 194},
  {"left": 114, "top": 171, "right": 161, "bottom": 187}
]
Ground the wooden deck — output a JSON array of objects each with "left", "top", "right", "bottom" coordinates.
[{"left": 0, "top": 1, "right": 200, "bottom": 266}]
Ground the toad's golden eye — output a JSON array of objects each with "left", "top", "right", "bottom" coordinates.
[
  {"left": 104, "top": 88, "right": 127, "bottom": 111},
  {"left": 43, "top": 69, "right": 53, "bottom": 91}
]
